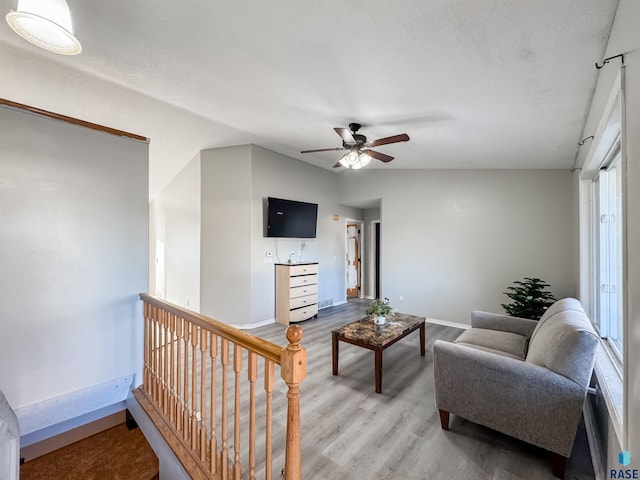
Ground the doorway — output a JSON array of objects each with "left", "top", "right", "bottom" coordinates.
[
  {"left": 346, "top": 222, "right": 362, "bottom": 298},
  {"left": 374, "top": 221, "right": 380, "bottom": 299}
]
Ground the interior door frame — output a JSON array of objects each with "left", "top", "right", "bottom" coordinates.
[
  {"left": 373, "top": 220, "right": 380, "bottom": 300},
  {"left": 345, "top": 219, "right": 364, "bottom": 298}
]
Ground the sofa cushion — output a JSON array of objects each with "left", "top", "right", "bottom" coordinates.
[
  {"left": 454, "top": 328, "right": 527, "bottom": 360},
  {"left": 526, "top": 304, "right": 599, "bottom": 386}
]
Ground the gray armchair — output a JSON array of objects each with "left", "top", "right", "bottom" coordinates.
[{"left": 433, "top": 298, "right": 598, "bottom": 479}]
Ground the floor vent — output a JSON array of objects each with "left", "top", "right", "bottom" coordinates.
[{"left": 318, "top": 298, "right": 333, "bottom": 310}]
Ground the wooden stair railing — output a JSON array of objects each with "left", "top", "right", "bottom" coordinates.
[{"left": 134, "top": 293, "right": 306, "bottom": 480}]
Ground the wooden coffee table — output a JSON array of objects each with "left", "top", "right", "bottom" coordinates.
[{"left": 332, "top": 313, "right": 425, "bottom": 393}]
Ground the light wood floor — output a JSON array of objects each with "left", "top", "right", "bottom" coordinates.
[{"left": 251, "top": 299, "right": 595, "bottom": 480}]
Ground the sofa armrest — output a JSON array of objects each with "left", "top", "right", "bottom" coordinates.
[
  {"left": 433, "top": 339, "right": 586, "bottom": 456},
  {"left": 471, "top": 310, "right": 538, "bottom": 337}
]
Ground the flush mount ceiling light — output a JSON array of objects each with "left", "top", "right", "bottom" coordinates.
[{"left": 6, "top": 0, "right": 81, "bottom": 55}]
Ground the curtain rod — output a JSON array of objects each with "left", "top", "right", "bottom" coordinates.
[{"left": 0, "top": 98, "right": 149, "bottom": 143}]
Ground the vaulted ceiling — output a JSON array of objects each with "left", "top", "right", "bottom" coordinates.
[{"left": 0, "top": 1, "right": 618, "bottom": 177}]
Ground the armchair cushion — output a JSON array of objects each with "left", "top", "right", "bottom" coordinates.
[
  {"left": 454, "top": 328, "right": 527, "bottom": 360},
  {"left": 471, "top": 310, "right": 538, "bottom": 337}
]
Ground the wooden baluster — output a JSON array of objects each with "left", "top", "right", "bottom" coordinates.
[
  {"left": 175, "top": 316, "right": 183, "bottom": 434},
  {"left": 199, "top": 328, "right": 208, "bottom": 462},
  {"left": 209, "top": 332, "right": 218, "bottom": 474},
  {"left": 143, "top": 301, "right": 150, "bottom": 395},
  {"left": 281, "top": 326, "right": 306, "bottom": 480},
  {"left": 264, "top": 359, "right": 275, "bottom": 480},
  {"left": 151, "top": 305, "right": 158, "bottom": 403},
  {"left": 247, "top": 351, "right": 257, "bottom": 480},
  {"left": 233, "top": 344, "right": 243, "bottom": 480},
  {"left": 183, "top": 322, "right": 191, "bottom": 440},
  {"left": 156, "top": 308, "right": 162, "bottom": 410},
  {"left": 149, "top": 305, "right": 155, "bottom": 400},
  {"left": 156, "top": 309, "right": 162, "bottom": 410},
  {"left": 162, "top": 308, "right": 169, "bottom": 415},
  {"left": 154, "top": 308, "right": 164, "bottom": 408},
  {"left": 191, "top": 325, "right": 198, "bottom": 449},
  {"left": 168, "top": 313, "right": 176, "bottom": 425},
  {"left": 220, "top": 338, "right": 229, "bottom": 480},
  {"left": 158, "top": 308, "right": 164, "bottom": 406}
]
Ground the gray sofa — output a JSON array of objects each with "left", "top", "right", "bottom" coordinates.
[{"left": 433, "top": 298, "right": 598, "bottom": 479}]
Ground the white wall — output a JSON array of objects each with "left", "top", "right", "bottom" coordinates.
[
  {"left": 575, "top": 0, "right": 640, "bottom": 469},
  {"left": 0, "top": 106, "right": 148, "bottom": 429},
  {"left": 200, "top": 146, "right": 253, "bottom": 325},
  {"left": 339, "top": 169, "right": 576, "bottom": 323},
  {"left": 150, "top": 154, "right": 201, "bottom": 310}
]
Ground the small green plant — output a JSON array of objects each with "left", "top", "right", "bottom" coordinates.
[
  {"left": 366, "top": 298, "right": 394, "bottom": 317},
  {"left": 501, "top": 277, "right": 556, "bottom": 320}
]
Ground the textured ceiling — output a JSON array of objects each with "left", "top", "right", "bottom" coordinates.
[{"left": 0, "top": 0, "right": 618, "bottom": 176}]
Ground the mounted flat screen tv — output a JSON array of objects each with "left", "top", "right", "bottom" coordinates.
[{"left": 266, "top": 197, "right": 318, "bottom": 238}]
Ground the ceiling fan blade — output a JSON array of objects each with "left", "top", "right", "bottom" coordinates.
[
  {"left": 370, "top": 134, "right": 410, "bottom": 147},
  {"left": 333, "top": 162, "right": 343, "bottom": 168},
  {"left": 300, "top": 147, "right": 346, "bottom": 154},
  {"left": 364, "top": 149, "right": 394, "bottom": 163},
  {"left": 334, "top": 127, "right": 356, "bottom": 144}
]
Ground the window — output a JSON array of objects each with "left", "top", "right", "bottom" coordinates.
[
  {"left": 591, "top": 143, "right": 624, "bottom": 361},
  {"left": 580, "top": 68, "right": 625, "bottom": 444}
]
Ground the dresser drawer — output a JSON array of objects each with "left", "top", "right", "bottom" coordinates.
[
  {"left": 290, "top": 283, "right": 317, "bottom": 299},
  {"left": 290, "top": 264, "right": 318, "bottom": 276},
  {"left": 290, "top": 294, "right": 317, "bottom": 310},
  {"left": 290, "top": 274, "right": 317, "bottom": 288},
  {"left": 290, "top": 304, "right": 318, "bottom": 323}
]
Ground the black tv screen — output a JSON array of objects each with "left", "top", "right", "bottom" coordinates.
[{"left": 266, "top": 197, "right": 318, "bottom": 238}]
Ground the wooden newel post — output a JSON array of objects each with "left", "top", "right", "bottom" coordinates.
[{"left": 281, "top": 325, "right": 306, "bottom": 480}]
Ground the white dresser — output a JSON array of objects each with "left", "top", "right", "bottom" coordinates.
[{"left": 275, "top": 263, "right": 318, "bottom": 325}]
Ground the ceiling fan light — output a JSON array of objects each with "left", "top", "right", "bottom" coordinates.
[
  {"left": 358, "top": 152, "right": 372, "bottom": 168},
  {"left": 346, "top": 150, "right": 359, "bottom": 165},
  {"left": 339, "top": 153, "right": 350, "bottom": 168},
  {"left": 6, "top": 0, "right": 81, "bottom": 55}
]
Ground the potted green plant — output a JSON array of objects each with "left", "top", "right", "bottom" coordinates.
[
  {"left": 366, "top": 298, "right": 394, "bottom": 325},
  {"left": 501, "top": 277, "right": 556, "bottom": 320}
]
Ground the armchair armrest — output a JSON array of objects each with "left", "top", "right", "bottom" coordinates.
[
  {"left": 471, "top": 310, "right": 538, "bottom": 337},
  {"left": 433, "top": 339, "right": 586, "bottom": 456}
]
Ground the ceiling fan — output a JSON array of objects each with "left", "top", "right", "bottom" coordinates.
[{"left": 300, "top": 123, "right": 410, "bottom": 169}]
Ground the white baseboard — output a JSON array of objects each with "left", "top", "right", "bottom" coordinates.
[
  {"left": 16, "top": 375, "right": 134, "bottom": 445},
  {"left": 330, "top": 300, "right": 348, "bottom": 307},
  {"left": 425, "top": 317, "right": 470, "bottom": 330},
  {"left": 234, "top": 318, "right": 276, "bottom": 330}
]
